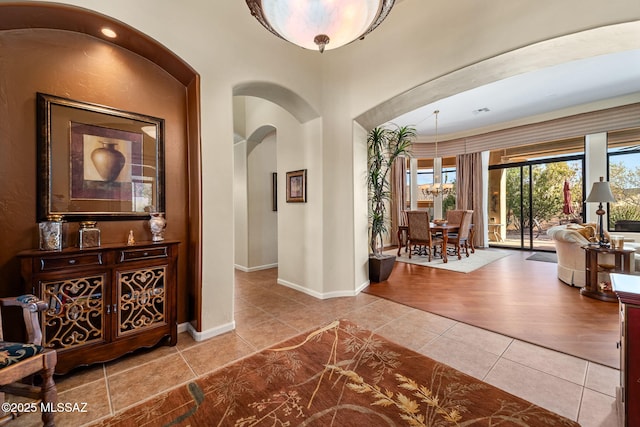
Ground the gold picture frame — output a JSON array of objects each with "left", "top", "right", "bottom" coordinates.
[
  {"left": 37, "top": 93, "right": 165, "bottom": 221},
  {"left": 286, "top": 169, "right": 307, "bottom": 203}
]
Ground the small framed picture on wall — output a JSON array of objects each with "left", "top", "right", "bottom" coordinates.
[{"left": 286, "top": 169, "right": 307, "bottom": 203}]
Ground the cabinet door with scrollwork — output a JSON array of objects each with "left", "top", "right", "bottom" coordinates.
[
  {"left": 116, "top": 266, "right": 167, "bottom": 336},
  {"left": 41, "top": 275, "right": 106, "bottom": 350}
]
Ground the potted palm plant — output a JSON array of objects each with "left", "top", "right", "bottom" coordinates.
[{"left": 368, "top": 124, "right": 415, "bottom": 282}]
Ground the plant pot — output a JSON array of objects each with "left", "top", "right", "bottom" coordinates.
[{"left": 369, "top": 254, "right": 396, "bottom": 283}]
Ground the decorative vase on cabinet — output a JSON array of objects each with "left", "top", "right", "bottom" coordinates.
[
  {"left": 39, "top": 214, "right": 64, "bottom": 251},
  {"left": 149, "top": 212, "right": 166, "bottom": 242}
]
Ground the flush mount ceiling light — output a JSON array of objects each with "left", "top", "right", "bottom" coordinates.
[
  {"left": 246, "top": 0, "right": 395, "bottom": 53},
  {"left": 100, "top": 27, "right": 117, "bottom": 38}
]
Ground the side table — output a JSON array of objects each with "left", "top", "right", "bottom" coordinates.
[{"left": 582, "top": 245, "right": 635, "bottom": 302}]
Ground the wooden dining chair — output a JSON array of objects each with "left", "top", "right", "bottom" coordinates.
[
  {"left": 445, "top": 209, "right": 464, "bottom": 226},
  {"left": 397, "top": 210, "right": 410, "bottom": 256},
  {"left": 0, "top": 295, "right": 57, "bottom": 426},
  {"left": 446, "top": 210, "right": 474, "bottom": 259},
  {"left": 406, "top": 210, "right": 443, "bottom": 262}
]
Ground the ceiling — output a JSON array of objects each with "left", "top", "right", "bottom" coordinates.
[{"left": 384, "top": 48, "right": 640, "bottom": 140}]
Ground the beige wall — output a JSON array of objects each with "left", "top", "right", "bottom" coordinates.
[
  {"left": 9, "top": 0, "right": 640, "bottom": 337},
  {"left": 240, "top": 96, "right": 325, "bottom": 296},
  {"left": 247, "top": 132, "right": 278, "bottom": 269}
]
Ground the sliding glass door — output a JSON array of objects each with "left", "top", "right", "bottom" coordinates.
[{"left": 489, "top": 157, "right": 583, "bottom": 251}]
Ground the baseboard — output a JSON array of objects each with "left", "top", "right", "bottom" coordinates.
[
  {"left": 277, "top": 278, "right": 369, "bottom": 299},
  {"left": 186, "top": 320, "right": 235, "bottom": 342},
  {"left": 177, "top": 322, "right": 190, "bottom": 334},
  {"left": 356, "top": 280, "right": 370, "bottom": 294},
  {"left": 277, "top": 278, "right": 324, "bottom": 298},
  {"left": 234, "top": 263, "right": 278, "bottom": 272}
]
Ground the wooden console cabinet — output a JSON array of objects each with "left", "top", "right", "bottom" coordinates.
[
  {"left": 18, "top": 241, "right": 179, "bottom": 374},
  {"left": 610, "top": 273, "right": 640, "bottom": 427}
]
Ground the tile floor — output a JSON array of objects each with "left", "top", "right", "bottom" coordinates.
[{"left": 17, "top": 268, "right": 620, "bottom": 426}]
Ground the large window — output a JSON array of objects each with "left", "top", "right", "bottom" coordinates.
[
  {"left": 608, "top": 130, "right": 640, "bottom": 230},
  {"left": 405, "top": 157, "right": 456, "bottom": 219}
]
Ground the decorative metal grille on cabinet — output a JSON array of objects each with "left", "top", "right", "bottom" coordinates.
[
  {"left": 117, "top": 266, "right": 166, "bottom": 335},
  {"left": 41, "top": 275, "right": 104, "bottom": 349}
]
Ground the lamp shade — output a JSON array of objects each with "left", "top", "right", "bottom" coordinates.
[
  {"left": 585, "top": 177, "right": 616, "bottom": 203},
  {"left": 246, "top": 0, "right": 395, "bottom": 52}
]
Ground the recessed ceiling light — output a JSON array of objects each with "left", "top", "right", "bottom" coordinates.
[{"left": 101, "top": 27, "right": 117, "bottom": 38}]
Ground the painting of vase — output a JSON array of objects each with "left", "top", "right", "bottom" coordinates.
[
  {"left": 69, "top": 122, "right": 141, "bottom": 202},
  {"left": 91, "top": 142, "right": 126, "bottom": 182}
]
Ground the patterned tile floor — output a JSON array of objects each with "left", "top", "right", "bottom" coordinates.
[{"left": 16, "top": 268, "right": 619, "bottom": 426}]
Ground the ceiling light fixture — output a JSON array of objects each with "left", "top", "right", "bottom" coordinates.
[
  {"left": 245, "top": 0, "right": 395, "bottom": 53},
  {"left": 420, "top": 110, "right": 453, "bottom": 199}
]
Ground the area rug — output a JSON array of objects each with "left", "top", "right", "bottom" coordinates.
[
  {"left": 91, "top": 319, "right": 578, "bottom": 426},
  {"left": 526, "top": 252, "right": 558, "bottom": 263},
  {"left": 387, "top": 248, "right": 511, "bottom": 273}
]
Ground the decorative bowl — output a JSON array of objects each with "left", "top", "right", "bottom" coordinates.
[{"left": 433, "top": 219, "right": 448, "bottom": 226}]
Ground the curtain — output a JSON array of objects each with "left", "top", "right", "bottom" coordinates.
[
  {"left": 390, "top": 157, "right": 407, "bottom": 246},
  {"left": 456, "top": 152, "right": 485, "bottom": 248}
]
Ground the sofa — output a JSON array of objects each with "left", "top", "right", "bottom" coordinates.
[{"left": 547, "top": 224, "right": 640, "bottom": 287}]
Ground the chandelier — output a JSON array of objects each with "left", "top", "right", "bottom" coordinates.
[
  {"left": 419, "top": 110, "right": 453, "bottom": 198},
  {"left": 420, "top": 181, "right": 454, "bottom": 199},
  {"left": 245, "top": 0, "right": 396, "bottom": 53}
]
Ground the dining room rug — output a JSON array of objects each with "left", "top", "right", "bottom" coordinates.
[
  {"left": 90, "top": 319, "right": 578, "bottom": 427},
  {"left": 387, "top": 248, "right": 511, "bottom": 273}
]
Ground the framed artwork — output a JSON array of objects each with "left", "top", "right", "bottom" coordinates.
[
  {"left": 272, "top": 172, "right": 278, "bottom": 211},
  {"left": 286, "top": 169, "right": 307, "bottom": 203},
  {"left": 37, "top": 93, "right": 165, "bottom": 221}
]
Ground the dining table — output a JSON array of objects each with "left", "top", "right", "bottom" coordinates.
[
  {"left": 398, "top": 222, "right": 475, "bottom": 263},
  {"left": 430, "top": 223, "right": 459, "bottom": 263}
]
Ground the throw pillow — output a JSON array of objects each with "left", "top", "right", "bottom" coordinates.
[
  {"left": 575, "top": 225, "right": 597, "bottom": 242},
  {"left": 582, "top": 222, "right": 610, "bottom": 241}
]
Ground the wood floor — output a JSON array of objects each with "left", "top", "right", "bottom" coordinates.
[{"left": 364, "top": 249, "right": 621, "bottom": 369}]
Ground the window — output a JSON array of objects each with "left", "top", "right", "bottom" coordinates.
[
  {"left": 405, "top": 157, "right": 456, "bottom": 219},
  {"left": 608, "top": 130, "right": 640, "bottom": 231}
]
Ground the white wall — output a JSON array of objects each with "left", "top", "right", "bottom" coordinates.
[
  {"left": 241, "top": 96, "right": 325, "bottom": 296},
  {"left": 36, "top": 0, "right": 640, "bottom": 337},
  {"left": 585, "top": 133, "right": 609, "bottom": 224},
  {"left": 234, "top": 141, "right": 248, "bottom": 269},
  {"left": 247, "top": 132, "right": 278, "bottom": 270}
]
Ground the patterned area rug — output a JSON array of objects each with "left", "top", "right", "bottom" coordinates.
[
  {"left": 387, "top": 248, "right": 511, "bottom": 273},
  {"left": 91, "top": 320, "right": 578, "bottom": 426}
]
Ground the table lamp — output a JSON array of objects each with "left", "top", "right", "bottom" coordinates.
[{"left": 585, "top": 176, "right": 616, "bottom": 247}]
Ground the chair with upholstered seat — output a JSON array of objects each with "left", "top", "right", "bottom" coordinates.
[
  {"left": 445, "top": 209, "right": 465, "bottom": 226},
  {"left": 446, "top": 210, "right": 474, "bottom": 259},
  {"left": 406, "top": 210, "right": 443, "bottom": 262},
  {"left": 0, "top": 295, "right": 57, "bottom": 426}
]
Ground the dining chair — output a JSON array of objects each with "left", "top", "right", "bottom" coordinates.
[
  {"left": 406, "top": 210, "right": 443, "bottom": 262},
  {"left": 397, "top": 210, "right": 409, "bottom": 256},
  {"left": 446, "top": 210, "right": 474, "bottom": 259},
  {"left": 445, "top": 209, "right": 464, "bottom": 226},
  {"left": 0, "top": 295, "right": 57, "bottom": 426}
]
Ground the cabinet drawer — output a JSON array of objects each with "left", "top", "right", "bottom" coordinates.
[
  {"left": 39, "top": 253, "right": 104, "bottom": 271},
  {"left": 119, "top": 247, "right": 168, "bottom": 262}
]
